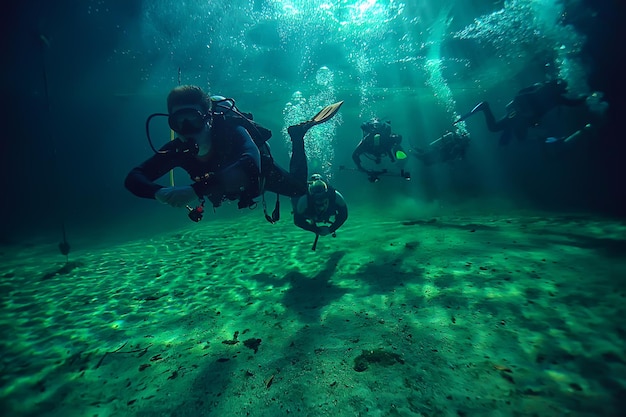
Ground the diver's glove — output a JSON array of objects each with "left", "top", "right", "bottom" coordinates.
[{"left": 155, "top": 185, "right": 199, "bottom": 208}]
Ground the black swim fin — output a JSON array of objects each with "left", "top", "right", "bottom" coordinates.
[
  {"left": 454, "top": 102, "right": 486, "bottom": 125},
  {"left": 288, "top": 100, "right": 344, "bottom": 139}
]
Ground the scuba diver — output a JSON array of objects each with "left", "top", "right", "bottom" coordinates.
[
  {"left": 125, "top": 85, "right": 343, "bottom": 223},
  {"left": 410, "top": 130, "right": 470, "bottom": 166},
  {"left": 455, "top": 78, "right": 588, "bottom": 145},
  {"left": 352, "top": 118, "right": 411, "bottom": 182},
  {"left": 294, "top": 174, "right": 348, "bottom": 250}
]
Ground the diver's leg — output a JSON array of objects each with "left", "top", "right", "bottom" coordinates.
[
  {"left": 456, "top": 101, "right": 507, "bottom": 133},
  {"left": 514, "top": 125, "right": 528, "bottom": 141},
  {"left": 262, "top": 124, "right": 311, "bottom": 198},
  {"left": 287, "top": 123, "right": 309, "bottom": 187},
  {"left": 499, "top": 129, "right": 514, "bottom": 146},
  {"left": 395, "top": 149, "right": 409, "bottom": 177},
  {"left": 479, "top": 102, "right": 509, "bottom": 132},
  {"left": 455, "top": 102, "right": 486, "bottom": 124},
  {"left": 397, "top": 156, "right": 407, "bottom": 171},
  {"left": 265, "top": 103, "right": 341, "bottom": 198},
  {"left": 288, "top": 127, "right": 309, "bottom": 209}
]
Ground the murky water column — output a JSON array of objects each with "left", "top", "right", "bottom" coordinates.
[
  {"left": 528, "top": 1, "right": 587, "bottom": 96},
  {"left": 453, "top": 0, "right": 591, "bottom": 95},
  {"left": 424, "top": 9, "right": 468, "bottom": 137},
  {"left": 282, "top": 66, "right": 341, "bottom": 180},
  {"left": 139, "top": 1, "right": 242, "bottom": 89},
  {"left": 355, "top": 52, "right": 378, "bottom": 120},
  {"left": 344, "top": 2, "right": 406, "bottom": 120}
]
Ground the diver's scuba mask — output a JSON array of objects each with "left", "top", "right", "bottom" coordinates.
[
  {"left": 168, "top": 108, "right": 212, "bottom": 135},
  {"left": 145, "top": 108, "right": 213, "bottom": 154},
  {"left": 144, "top": 97, "right": 247, "bottom": 154},
  {"left": 308, "top": 176, "right": 330, "bottom": 213}
]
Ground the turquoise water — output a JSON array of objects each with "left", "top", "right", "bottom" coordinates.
[
  {"left": 4, "top": 0, "right": 619, "bottom": 242},
  {"left": 1, "top": 1, "right": 624, "bottom": 416}
]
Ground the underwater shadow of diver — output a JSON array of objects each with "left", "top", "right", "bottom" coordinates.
[
  {"left": 356, "top": 258, "right": 426, "bottom": 295},
  {"left": 281, "top": 251, "right": 347, "bottom": 321},
  {"left": 544, "top": 232, "right": 626, "bottom": 260},
  {"left": 41, "top": 261, "right": 83, "bottom": 281},
  {"left": 401, "top": 218, "right": 498, "bottom": 232}
]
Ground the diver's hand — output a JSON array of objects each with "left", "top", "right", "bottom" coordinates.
[
  {"left": 155, "top": 185, "right": 198, "bottom": 208},
  {"left": 317, "top": 226, "right": 332, "bottom": 236}
]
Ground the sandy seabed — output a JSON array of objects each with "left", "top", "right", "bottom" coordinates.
[{"left": 1, "top": 205, "right": 625, "bottom": 417}]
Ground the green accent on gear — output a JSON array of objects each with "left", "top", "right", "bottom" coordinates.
[{"left": 396, "top": 150, "right": 407, "bottom": 160}]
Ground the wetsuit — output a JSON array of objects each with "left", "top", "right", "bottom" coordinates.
[
  {"left": 477, "top": 81, "right": 587, "bottom": 145},
  {"left": 125, "top": 115, "right": 308, "bottom": 208},
  {"left": 412, "top": 132, "right": 470, "bottom": 166},
  {"left": 294, "top": 188, "right": 348, "bottom": 234},
  {"left": 352, "top": 119, "right": 406, "bottom": 171}
]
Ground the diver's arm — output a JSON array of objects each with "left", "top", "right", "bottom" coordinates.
[
  {"left": 220, "top": 126, "right": 261, "bottom": 175},
  {"left": 203, "top": 126, "right": 261, "bottom": 197},
  {"left": 293, "top": 196, "right": 319, "bottom": 233},
  {"left": 329, "top": 191, "right": 348, "bottom": 233},
  {"left": 352, "top": 142, "right": 366, "bottom": 170},
  {"left": 124, "top": 142, "right": 181, "bottom": 199}
]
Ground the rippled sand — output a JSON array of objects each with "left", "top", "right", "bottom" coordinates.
[{"left": 1, "top": 207, "right": 625, "bottom": 417}]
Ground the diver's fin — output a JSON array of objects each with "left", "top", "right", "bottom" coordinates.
[
  {"left": 288, "top": 100, "right": 344, "bottom": 139},
  {"left": 454, "top": 101, "right": 486, "bottom": 125},
  {"left": 311, "top": 100, "right": 344, "bottom": 125}
]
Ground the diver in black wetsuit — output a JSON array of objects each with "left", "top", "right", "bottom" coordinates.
[
  {"left": 125, "top": 85, "right": 342, "bottom": 222},
  {"left": 352, "top": 118, "right": 410, "bottom": 182},
  {"left": 410, "top": 131, "right": 470, "bottom": 166},
  {"left": 455, "top": 79, "right": 587, "bottom": 145},
  {"left": 294, "top": 174, "right": 348, "bottom": 237}
]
